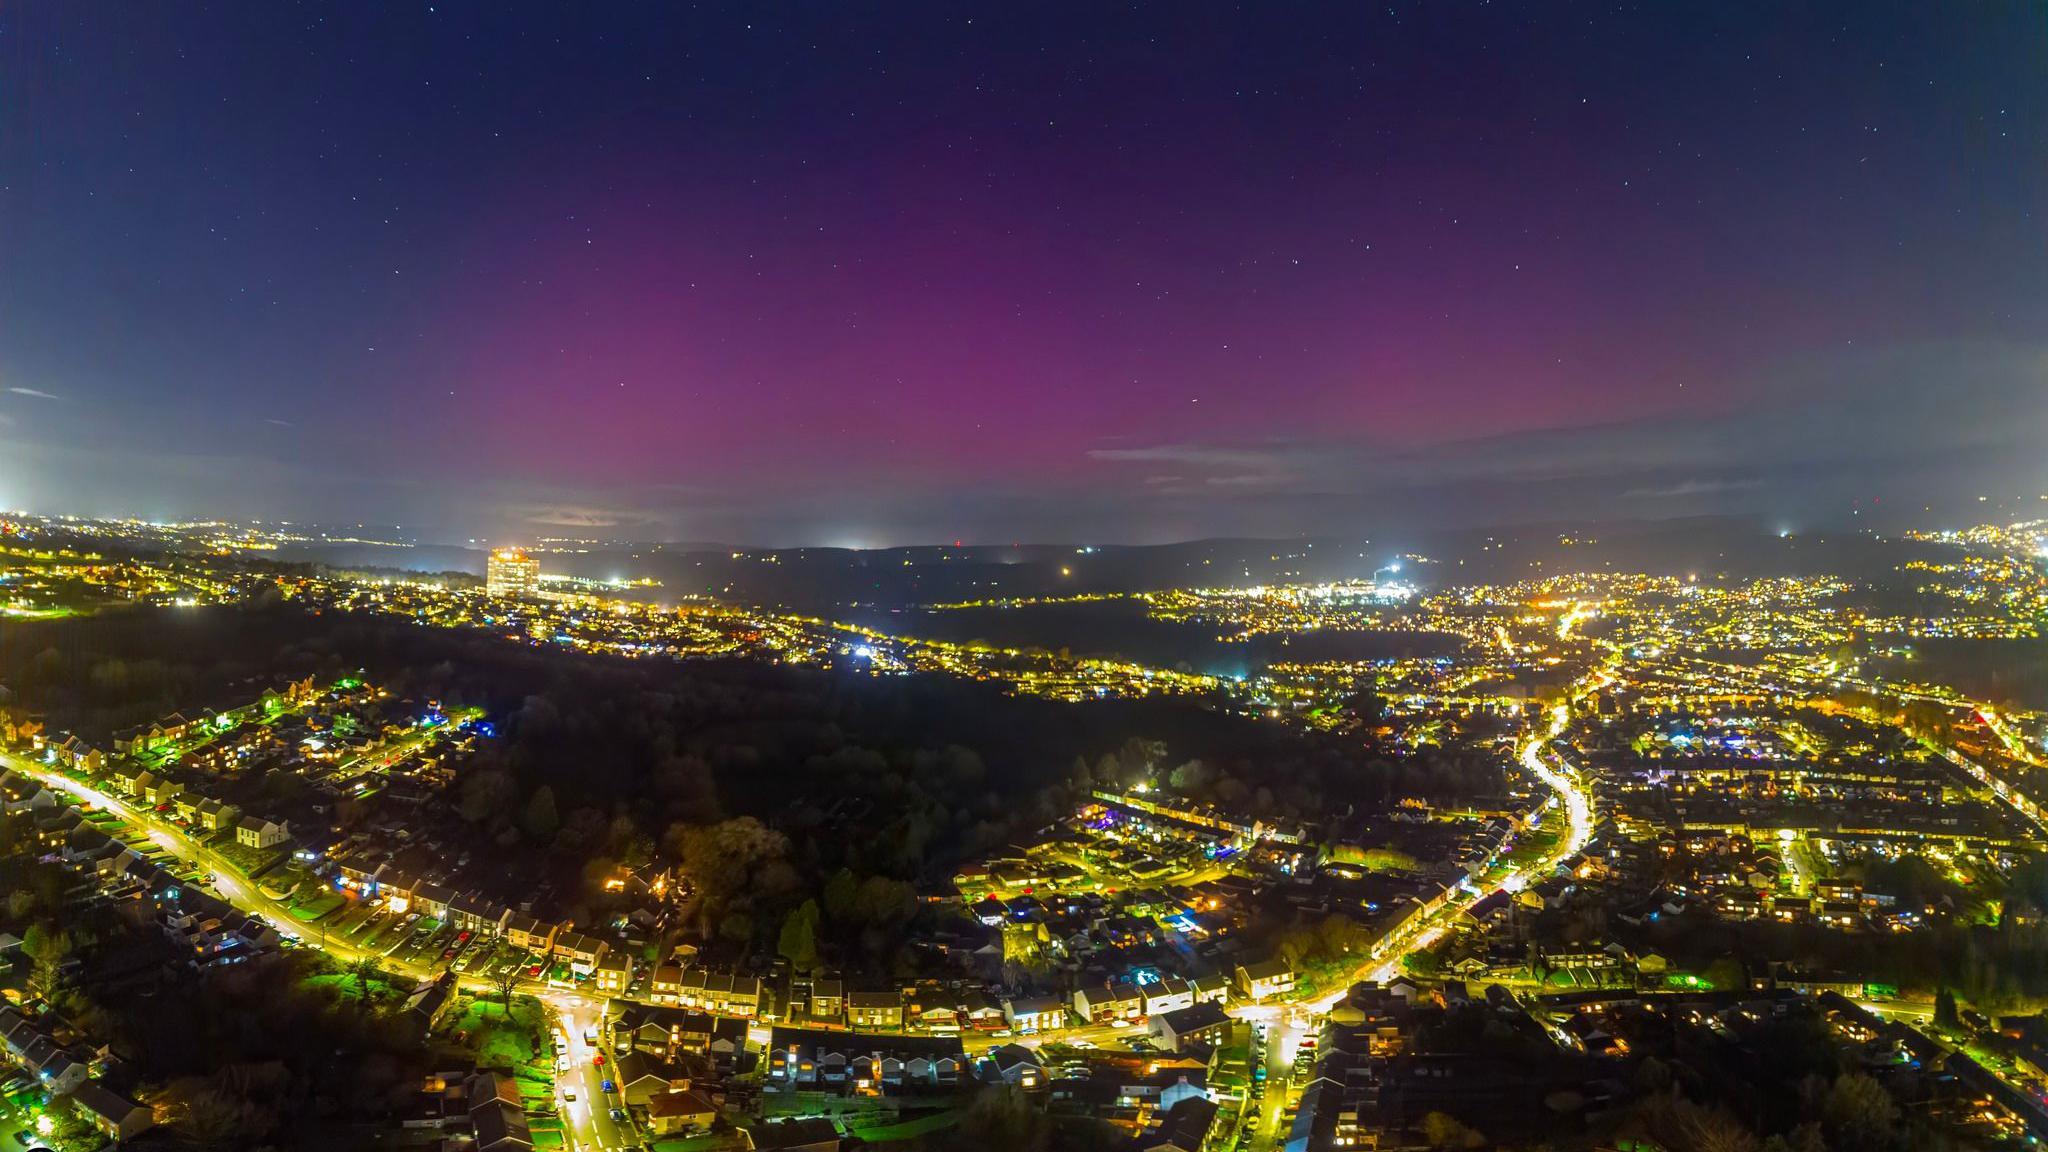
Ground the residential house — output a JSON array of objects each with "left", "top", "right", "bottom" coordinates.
[
  {"left": 677, "top": 967, "right": 762, "bottom": 1017},
  {"left": 47, "top": 733, "right": 102, "bottom": 773},
  {"left": 411, "top": 882, "right": 457, "bottom": 922},
  {"left": 645, "top": 1088, "right": 718, "bottom": 1136},
  {"left": 236, "top": 815, "right": 290, "bottom": 849},
  {"left": 847, "top": 990, "right": 905, "bottom": 1030},
  {"left": 594, "top": 951, "right": 631, "bottom": 995},
  {"left": 1151, "top": 1002, "right": 1232, "bottom": 1053},
  {"left": 1140, "top": 975, "right": 1196, "bottom": 1017},
  {"left": 142, "top": 774, "right": 183, "bottom": 807},
  {"left": 554, "top": 931, "right": 607, "bottom": 976},
  {"left": 503, "top": 914, "right": 559, "bottom": 955},
  {"left": 465, "top": 1071, "right": 533, "bottom": 1152},
  {"left": 1003, "top": 995, "right": 1067, "bottom": 1033},
  {"left": 1142, "top": 1097, "right": 1220, "bottom": 1152},
  {"left": 974, "top": 1043, "right": 1045, "bottom": 1088},
  {"left": 612, "top": 1005, "right": 715, "bottom": 1060},
  {"left": 766, "top": 1027, "right": 964, "bottom": 1095},
  {"left": 909, "top": 998, "right": 962, "bottom": 1034},
  {"left": 961, "top": 990, "right": 1007, "bottom": 1031},
  {"left": 406, "top": 970, "right": 459, "bottom": 1033},
  {"left": 649, "top": 963, "right": 685, "bottom": 1005},
  {"left": 803, "top": 978, "right": 845, "bottom": 1023},
  {"left": 446, "top": 893, "right": 508, "bottom": 937},
  {"left": 70, "top": 1083, "right": 153, "bottom": 1146},
  {"left": 0, "top": 772, "right": 55, "bottom": 814},
  {"left": 192, "top": 796, "right": 240, "bottom": 833},
  {"left": 614, "top": 1050, "right": 692, "bottom": 1107},
  {"left": 0, "top": 1009, "right": 88, "bottom": 1094},
  {"left": 1235, "top": 958, "right": 1296, "bottom": 1001},
  {"left": 1071, "top": 980, "right": 1144, "bottom": 1023},
  {"left": 102, "top": 763, "right": 144, "bottom": 797}
]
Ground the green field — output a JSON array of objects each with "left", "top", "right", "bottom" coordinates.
[{"left": 844, "top": 1110, "right": 960, "bottom": 1142}]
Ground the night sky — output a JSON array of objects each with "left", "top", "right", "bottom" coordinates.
[{"left": 1, "top": 3, "right": 2043, "bottom": 545}]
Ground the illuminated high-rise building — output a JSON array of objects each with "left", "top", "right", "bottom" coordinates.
[{"left": 486, "top": 548, "right": 542, "bottom": 598}]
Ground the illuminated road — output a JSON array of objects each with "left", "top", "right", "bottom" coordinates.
[
  {"left": 553, "top": 995, "right": 629, "bottom": 1151},
  {"left": 1289, "top": 690, "right": 1599, "bottom": 1011},
  {"left": 1517, "top": 700, "right": 1596, "bottom": 864},
  {"left": 5, "top": 685, "right": 1601, "bottom": 1152},
  {"left": 1, "top": 751, "right": 628, "bottom": 1150},
  {"left": 0, "top": 750, "right": 429, "bottom": 974}
]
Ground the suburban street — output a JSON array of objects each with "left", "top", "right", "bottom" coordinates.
[
  {"left": 553, "top": 995, "right": 630, "bottom": 1152},
  {"left": 2, "top": 680, "right": 1605, "bottom": 1152}
]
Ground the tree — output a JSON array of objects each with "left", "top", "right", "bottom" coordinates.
[
  {"left": 778, "top": 899, "right": 822, "bottom": 972},
  {"left": 21, "top": 921, "right": 72, "bottom": 1000},
  {"left": 1419, "top": 1112, "right": 1483, "bottom": 1150},
  {"left": 522, "top": 785, "right": 561, "bottom": 842},
  {"left": 348, "top": 956, "right": 381, "bottom": 1008},
  {"left": 670, "top": 817, "right": 792, "bottom": 932},
  {"left": 458, "top": 767, "right": 518, "bottom": 823},
  {"left": 1933, "top": 986, "right": 1961, "bottom": 1032},
  {"left": 495, "top": 962, "right": 522, "bottom": 1018},
  {"left": 823, "top": 868, "right": 859, "bottom": 925},
  {"left": 1821, "top": 1072, "right": 1899, "bottom": 1150}
]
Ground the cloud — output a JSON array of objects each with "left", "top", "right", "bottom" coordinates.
[
  {"left": 6, "top": 387, "right": 58, "bottom": 401},
  {"left": 505, "top": 503, "right": 654, "bottom": 530},
  {"left": 1205, "top": 473, "right": 1296, "bottom": 489},
  {"left": 1088, "top": 443, "right": 1300, "bottom": 470},
  {"left": 264, "top": 418, "right": 296, "bottom": 428},
  {"left": 1623, "top": 477, "right": 1764, "bottom": 500},
  {"left": 1092, "top": 442, "right": 1310, "bottom": 495}
]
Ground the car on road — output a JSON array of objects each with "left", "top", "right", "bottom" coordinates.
[
  {"left": 563, "top": 1087, "right": 576, "bottom": 1102},
  {"left": 610, "top": 1107, "right": 628, "bottom": 1123},
  {"left": 601, "top": 1079, "right": 615, "bottom": 1093}
]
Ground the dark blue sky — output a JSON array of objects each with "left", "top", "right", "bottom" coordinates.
[{"left": 1, "top": 2, "right": 2043, "bottom": 544}]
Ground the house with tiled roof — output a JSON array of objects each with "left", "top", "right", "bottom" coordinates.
[{"left": 70, "top": 1082, "right": 152, "bottom": 1145}]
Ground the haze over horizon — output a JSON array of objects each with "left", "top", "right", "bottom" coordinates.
[{"left": 3, "top": 3, "right": 2045, "bottom": 543}]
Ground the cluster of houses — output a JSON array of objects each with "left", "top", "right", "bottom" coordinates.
[
  {"left": 599, "top": 1002, "right": 748, "bottom": 1135},
  {"left": 407, "top": 1069, "right": 533, "bottom": 1152},
  {"left": 763, "top": 1027, "right": 1053, "bottom": 1096},
  {"left": 331, "top": 853, "right": 629, "bottom": 974},
  {"left": 8, "top": 776, "right": 284, "bottom": 971},
  {"left": 0, "top": 1007, "right": 153, "bottom": 1146},
  {"left": 23, "top": 725, "right": 298, "bottom": 854}
]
